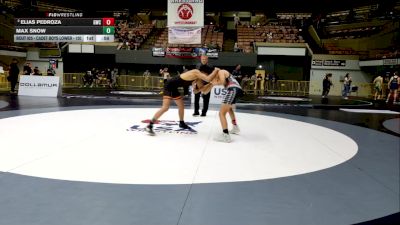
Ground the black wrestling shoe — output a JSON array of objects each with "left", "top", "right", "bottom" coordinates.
[
  {"left": 179, "top": 122, "right": 190, "bottom": 129},
  {"left": 145, "top": 124, "right": 155, "bottom": 136},
  {"left": 193, "top": 112, "right": 200, "bottom": 116}
]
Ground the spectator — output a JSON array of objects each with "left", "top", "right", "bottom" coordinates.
[
  {"left": 322, "top": 73, "right": 333, "bottom": 98},
  {"left": 267, "top": 72, "right": 278, "bottom": 93},
  {"left": 255, "top": 73, "right": 263, "bottom": 95},
  {"left": 250, "top": 73, "right": 257, "bottom": 91},
  {"left": 272, "top": 72, "right": 278, "bottom": 92},
  {"left": 234, "top": 42, "right": 240, "bottom": 52},
  {"left": 342, "top": 73, "right": 352, "bottom": 99},
  {"left": 160, "top": 67, "right": 170, "bottom": 84},
  {"left": 234, "top": 14, "right": 240, "bottom": 28},
  {"left": 386, "top": 71, "right": 399, "bottom": 103},
  {"left": 241, "top": 74, "right": 250, "bottom": 91},
  {"left": 111, "top": 68, "right": 119, "bottom": 88},
  {"left": 373, "top": 74, "right": 383, "bottom": 100},
  {"left": 23, "top": 62, "right": 32, "bottom": 75},
  {"left": 97, "top": 70, "right": 107, "bottom": 86},
  {"left": 106, "top": 68, "right": 113, "bottom": 88},
  {"left": 91, "top": 68, "right": 99, "bottom": 87},
  {"left": 265, "top": 72, "right": 272, "bottom": 91},
  {"left": 231, "top": 64, "right": 242, "bottom": 84},
  {"left": 182, "top": 66, "right": 189, "bottom": 73},
  {"left": 207, "top": 41, "right": 217, "bottom": 49},
  {"left": 8, "top": 58, "right": 19, "bottom": 94},
  {"left": 33, "top": 66, "right": 41, "bottom": 75},
  {"left": 82, "top": 71, "right": 93, "bottom": 88},
  {"left": 267, "top": 32, "right": 273, "bottom": 42},
  {"left": 134, "top": 31, "right": 144, "bottom": 50},
  {"left": 46, "top": 68, "right": 55, "bottom": 76},
  {"left": 143, "top": 69, "right": 151, "bottom": 90},
  {"left": 215, "top": 43, "right": 221, "bottom": 52},
  {"left": 213, "top": 24, "right": 221, "bottom": 32}
]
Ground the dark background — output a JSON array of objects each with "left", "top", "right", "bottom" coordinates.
[{"left": 22, "top": 0, "right": 396, "bottom": 13}]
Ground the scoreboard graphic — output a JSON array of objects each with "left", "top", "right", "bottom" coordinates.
[{"left": 14, "top": 17, "right": 115, "bottom": 43}]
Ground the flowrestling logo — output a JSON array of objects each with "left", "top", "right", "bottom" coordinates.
[{"left": 127, "top": 120, "right": 201, "bottom": 134}]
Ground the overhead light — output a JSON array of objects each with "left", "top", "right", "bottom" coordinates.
[{"left": 258, "top": 65, "right": 263, "bottom": 69}]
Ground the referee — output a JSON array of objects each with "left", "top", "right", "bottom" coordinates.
[{"left": 193, "top": 55, "right": 214, "bottom": 117}]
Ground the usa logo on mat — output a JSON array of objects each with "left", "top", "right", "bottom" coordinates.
[{"left": 128, "top": 120, "right": 201, "bottom": 134}]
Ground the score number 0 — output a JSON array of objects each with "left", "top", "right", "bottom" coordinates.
[
  {"left": 102, "top": 18, "right": 115, "bottom": 26},
  {"left": 102, "top": 18, "right": 115, "bottom": 35}
]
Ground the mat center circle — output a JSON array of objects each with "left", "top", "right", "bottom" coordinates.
[{"left": 0, "top": 108, "right": 358, "bottom": 184}]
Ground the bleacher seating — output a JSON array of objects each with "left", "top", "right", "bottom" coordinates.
[
  {"left": 360, "top": 48, "right": 400, "bottom": 60},
  {"left": 115, "top": 20, "right": 155, "bottom": 50},
  {"left": 323, "top": 43, "right": 357, "bottom": 55},
  {"left": 325, "top": 25, "right": 382, "bottom": 39},
  {"left": 203, "top": 25, "right": 223, "bottom": 50},
  {"left": 236, "top": 25, "right": 304, "bottom": 53}
]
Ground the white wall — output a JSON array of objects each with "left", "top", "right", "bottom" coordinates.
[
  {"left": 310, "top": 59, "right": 373, "bottom": 97},
  {"left": 258, "top": 47, "right": 306, "bottom": 56}
]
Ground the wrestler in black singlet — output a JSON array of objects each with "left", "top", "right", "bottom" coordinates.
[{"left": 163, "top": 76, "right": 193, "bottom": 99}]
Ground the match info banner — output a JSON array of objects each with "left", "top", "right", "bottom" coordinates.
[
  {"left": 15, "top": 18, "right": 115, "bottom": 26},
  {"left": 14, "top": 26, "right": 114, "bottom": 34},
  {"left": 168, "top": 27, "right": 201, "bottom": 44},
  {"left": 18, "top": 75, "right": 61, "bottom": 97},
  {"left": 168, "top": 0, "right": 204, "bottom": 27},
  {"left": 14, "top": 35, "right": 114, "bottom": 42}
]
